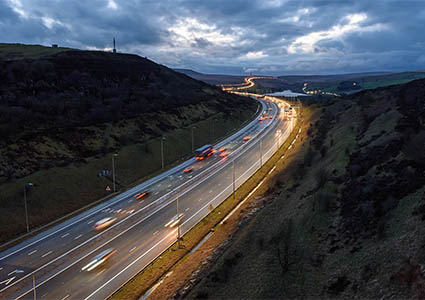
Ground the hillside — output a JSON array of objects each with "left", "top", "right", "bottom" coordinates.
[
  {"left": 0, "top": 44, "right": 258, "bottom": 242},
  {"left": 186, "top": 79, "right": 425, "bottom": 299},
  {"left": 174, "top": 69, "right": 245, "bottom": 85}
]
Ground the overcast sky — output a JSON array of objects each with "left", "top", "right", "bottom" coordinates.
[{"left": 1, "top": 0, "right": 425, "bottom": 75}]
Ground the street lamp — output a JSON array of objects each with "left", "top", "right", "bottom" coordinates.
[
  {"left": 112, "top": 153, "right": 118, "bottom": 192},
  {"left": 232, "top": 159, "right": 236, "bottom": 200},
  {"left": 23, "top": 182, "right": 33, "bottom": 233},
  {"left": 161, "top": 137, "right": 166, "bottom": 169},
  {"left": 212, "top": 118, "right": 218, "bottom": 142},
  {"left": 176, "top": 195, "right": 181, "bottom": 248},
  {"left": 191, "top": 126, "right": 196, "bottom": 153},
  {"left": 259, "top": 138, "right": 263, "bottom": 167}
]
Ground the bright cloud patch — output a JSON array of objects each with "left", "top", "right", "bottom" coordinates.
[
  {"left": 169, "top": 18, "right": 238, "bottom": 48},
  {"left": 288, "top": 13, "right": 386, "bottom": 54},
  {"left": 240, "top": 51, "right": 268, "bottom": 60}
]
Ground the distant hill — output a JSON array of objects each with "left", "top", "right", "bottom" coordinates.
[{"left": 174, "top": 69, "right": 245, "bottom": 85}]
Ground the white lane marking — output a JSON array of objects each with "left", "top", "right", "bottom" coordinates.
[
  {"left": 11, "top": 100, "right": 280, "bottom": 297},
  {"left": 0, "top": 276, "right": 15, "bottom": 286},
  {"left": 8, "top": 270, "right": 17, "bottom": 276},
  {"left": 87, "top": 220, "right": 94, "bottom": 225},
  {"left": 154, "top": 191, "right": 159, "bottom": 195},
  {"left": 0, "top": 267, "right": 3, "bottom": 271},
  {"left": 153, "top": 231, "right": 159, "bottom": 236},
  {"left": 129, "top": 247, "right": 136, "bottom": 253},
  {"left": 185, "top": 207, "right": 190, "bottom": 212},
  {"left": 61, "top": 294, "right": 70, "bottom": 300},
  {"left": 84, "top": 230, "right": 177, "bottom": 300},
  {"left": 61, "top": 233, "right": 69, "bottom": 238},
  {"left": 167, "top": 185, "right": 171, "bottom": 188},
  {"left": 41, "top": 292, "right": 48, "bottom": 298},
  {"left": 28, "top": 250, "right": 37, "bottom": 256},
  {"left": 74, "top": 234, "right": 82, "bottom": 240},
  {"left": 116, "top": 209, "right": 121, "bottom": 213},
  {"left": 41, "top": 251, "right": 52, "bottom": 258},
  {"left": 128, "top": 209, "right": 135, "bottom": 214},
  {"left": 128, "top": 199, "right": 133, "bottom": 203}
]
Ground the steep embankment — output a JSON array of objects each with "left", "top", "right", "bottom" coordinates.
[
  {"left": 187, "top": 79, "right": 425, "bottom": 299},
  {"left": 0, "top": 44, "right": 258, "bottom": 242}
]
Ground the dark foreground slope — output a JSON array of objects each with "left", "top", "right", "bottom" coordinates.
[
  {"left": 0, "top": 44, "right": 258, "bottom": 242},
  {"left": 187, "top": 79, "right": 425, "bottom": 299}
]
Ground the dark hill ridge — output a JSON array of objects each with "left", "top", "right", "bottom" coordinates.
[
  {"left": 0, "top": 44, "right": 258, "bottom": 242},
  {"left": 186, "top": 78, "right": 425, "bottom": 299}
]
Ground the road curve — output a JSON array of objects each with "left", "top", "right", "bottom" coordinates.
[{"left": 0, "top": 95, "right": 296, "bottom": 300}]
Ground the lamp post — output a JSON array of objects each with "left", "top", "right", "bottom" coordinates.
[
  {"left": 161, "top": 137, "right": 166, "bottom": 169},
  {"left": 232, "top": 160, "right": 235, "bottom": 200},
  {"left": 212, "top": 118, "right": 218, "bottom": 142},
  {"left": 260, "top": 139, "right": 263, "bottom": 167},
  {"left": 191, "top": 127, "right": 196, "bottom": 153},
  {"left": 177, "top": 195, "right": 181, "bottom": 248},
  {"left": 23, "top": 182, "right": 33, "bottom": 233},
  {"left": 112, "top": 153, "right": 118, "bottom": 192}
]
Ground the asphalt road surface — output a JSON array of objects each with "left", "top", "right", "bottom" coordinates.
[{"left": 0, "top": 96, "right": 297, "bottom": 300}]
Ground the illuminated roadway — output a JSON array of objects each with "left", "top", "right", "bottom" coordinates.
[{"left": 0, "top": 96, "right": 296, "bottom": 300}]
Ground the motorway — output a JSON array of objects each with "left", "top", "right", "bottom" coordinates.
[{"left": 0, "top": 95, "right": 296, "bottom": 300}]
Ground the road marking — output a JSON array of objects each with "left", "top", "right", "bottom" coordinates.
[
  {"left": 0, "top": 267, "right": 2, "bottom": 271},
  {"left": 87, "top": 220, "right": 94, "bottom": 225},
  {"left": 74, "top": 234, "right": 82, "bottom": 240},
  {"left": 153, "top": 231, "right": 159, "bottom": 236},
  {"left": 0, "top": 276, "right": 15, "bottom": 286},
  {"left": 41, "top": 292, "right": 48, "bottom": 298},
  {"left": 116, "top": 209, "right": 121, "bottom": 213},
  {"left": 10, "top": 101, "right": 282, "bottom": 297},
  {"left": 128, "top": 199, "right": 133, "bottom": 203},
  {"left": 129, "top": 247, "right": 136, "bottom": 253},
  {"left": 209, "top": 190, "right": 212, "bottom": 193},
  {"left": 61, "top": 294, "right": 70, "bottom": 300},
  {"left": 83, "top": 230, "right": 177, "bottom": 300},
  {"left": 8, "top": 270, "right": 17, "bottom": 276},
  {"left": 185, "top": 207, "right": 190, "bottom": 211},
  {"left": 167, "top": 185, "right": 171, "bottom": 188},
  {"left": 128, "top": 209, "right": 135, "bottom": 214},
  {"left": 154, "top": 191, "right": 159, "bottom": 195},
  {"left": 61, "top": 233, "right": 69, "bottom": 238},
  {"left": 28, "top": 250, "right": 37, "bottom": 256},
  {"left": 41, "top": 251, "right": 52, "bottom": 258}
]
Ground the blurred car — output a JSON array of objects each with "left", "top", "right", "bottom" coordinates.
[
  {"left": 134, "top": 191, "right": 149, "bottom": 199},
  {"left": 164, "top": 213, "right": 184, "bottom": 228},
  {"left": 258, "top": 117, "right": 264, "bottom": 121},
  {"left": 243, "top": 136, "right": 250, "bottom": 141},
  {"left": 268, "top": 108, "right": 272, "bottom": 111},
  {"left": 93, "top": 217, "right": 117, "bottom": 230},
  {"left": 218, "top": 148, "right": 226, "bottom": 152},
  {"left": 183, "top": 166, "right": 193, "bottom": 173},
  {"left": 269, "top": 116, "right": 273, "bottom": 119},
  {"left": 219, "top": 151, "right": 230, "bottom": 157},
  {"left": 81, "top": 248, "right": 117, "bottom": 271}
]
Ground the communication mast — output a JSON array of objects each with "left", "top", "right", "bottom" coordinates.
[{"left": 113, "top": 37, "right": 116, "bottom": 53}]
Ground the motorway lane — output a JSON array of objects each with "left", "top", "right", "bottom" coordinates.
[
  {"left": 21, "top": 104, "right": 294, "bottom": 300},
  {"left": 0, "top": 98, "right": 287, "bottom": 299}
]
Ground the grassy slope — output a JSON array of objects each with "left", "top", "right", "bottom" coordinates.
[
  {"left": 0, "top": 43, "right": 259, "bottom": 243},
  {"left": 0, "top": 43, "right": 72, "bottom": 60},
  {"left": 186, "top": 79, "right": 425, "bottom": 299}
]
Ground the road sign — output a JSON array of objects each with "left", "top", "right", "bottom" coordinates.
[{"left": 106, "top": 186, "right": 111, "bottom": 192}]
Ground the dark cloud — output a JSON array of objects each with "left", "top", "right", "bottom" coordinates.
[{"left": 1, "top": 0, "right": 424, "bottom": 74}]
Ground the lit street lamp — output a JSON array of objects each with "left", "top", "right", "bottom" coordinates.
[
  {"left": 112, "top": 153, "right": 118, "bottom": 192},
  {"left": 23, "top": 182, "right": 33, "bottom": 233}
]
